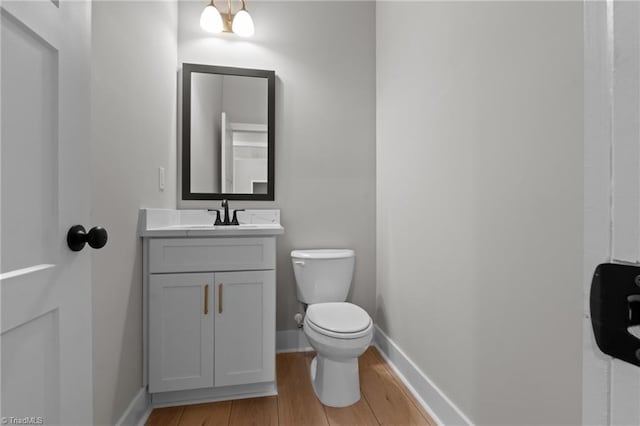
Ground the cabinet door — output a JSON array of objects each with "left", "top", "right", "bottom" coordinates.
[
  {"left": 149, "top": 273, "right": 214, "bottom": 393},
  {"left": 214, "top": 270, "right": 276, "bottom": 387}
]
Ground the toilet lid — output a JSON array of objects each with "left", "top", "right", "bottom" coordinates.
[
  {"left": 306, "top": 302, "right": 371, "bottom": 334},
  {"left": 291, "top": 249, "right": 354, "bottom": 260}
]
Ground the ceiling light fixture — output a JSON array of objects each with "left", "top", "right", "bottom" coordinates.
[{"left": 200, "top": 0, "right": 255, "bottom": 37}]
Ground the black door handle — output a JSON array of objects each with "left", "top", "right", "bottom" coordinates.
[
  {"left": 590, "top": 263, "right": 640, "bottom": 367},
  {"left": 67, "top": 225, "right": 108, "bottom": 252}
]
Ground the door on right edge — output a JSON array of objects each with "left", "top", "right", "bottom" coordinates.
[{"left": 584, "top": 1, "right": 640, "bottom": 424}]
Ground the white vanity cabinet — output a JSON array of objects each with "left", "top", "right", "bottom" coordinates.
[
  {"left": 141, "top": 213, "right": 283, "bottom": 405},
  {"left": 148, "top": 269, "right": 275, "bottom": 394}
]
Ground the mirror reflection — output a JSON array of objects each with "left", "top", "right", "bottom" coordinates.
[
  {"left": 182, "top": 64, "right": 275, "bottom": 201},
  {"left": 191, "top": 73, "right": 267, "bottom": 194}
]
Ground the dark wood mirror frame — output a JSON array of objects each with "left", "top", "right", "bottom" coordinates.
[{"left": 181, "top": 63, "right": 275, "bottom": 201}]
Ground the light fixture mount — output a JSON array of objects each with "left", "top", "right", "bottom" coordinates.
[{"left": 221, "top": 15, "right": 233, "bottom": 33}]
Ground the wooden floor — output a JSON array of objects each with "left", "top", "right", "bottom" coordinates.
[{"left": 146, "top": 347, "right": 436, "bottom": 426}]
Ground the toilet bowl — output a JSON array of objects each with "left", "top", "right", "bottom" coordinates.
[{"left": 303, "top": 302, "right": 373, "bottom": 407}]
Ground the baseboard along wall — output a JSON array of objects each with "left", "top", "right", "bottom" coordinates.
[
  {"left": 115, "top": 387, "right": 151, "bottom": 426},
  {"left": 373, "top": 325, "right": 473, "bottom": 426}
]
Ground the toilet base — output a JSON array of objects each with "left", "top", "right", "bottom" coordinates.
[{"left": 310, "top": 355, "right": 361, "bottom": 407}]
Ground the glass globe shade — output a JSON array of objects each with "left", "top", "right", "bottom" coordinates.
[
  {"left": 232, "top": 9, "right": 254, "bottom": 37},
  {"left": 200, "top": 4, "right": 223, "bottom": 33}
]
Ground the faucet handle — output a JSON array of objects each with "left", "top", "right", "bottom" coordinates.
[
  {"left": 208, "top": 209, "right": 223, "bottom": 225},
  {"left": 231, "top": 209, "right": 245, "bottom": 226}
]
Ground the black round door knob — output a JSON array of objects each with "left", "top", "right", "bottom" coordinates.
[{"left": 67, "top": 225, "right": 108, "bottom": 252}]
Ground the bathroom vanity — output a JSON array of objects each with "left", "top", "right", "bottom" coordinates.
[{"left": 139, "top": 208, "right": 284, "bottom": 405}]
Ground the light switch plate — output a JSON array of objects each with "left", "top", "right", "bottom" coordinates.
[{"left": 158, "top": 167, "right": 165, "bottom": 191}]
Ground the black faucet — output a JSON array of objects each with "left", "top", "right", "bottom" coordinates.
[
  {"left": 209, "top": 199, "right": 244, "bottom": 226},
  {"left": 221, "top": 199, "right": 230, "bottom": 224}
]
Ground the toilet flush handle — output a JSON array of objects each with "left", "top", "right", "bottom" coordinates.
[{"left": 294, "top": 261, "right": 305, "bottom": 267}]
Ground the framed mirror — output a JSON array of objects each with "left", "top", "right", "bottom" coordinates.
[{"left": 182, "top": 63, "right": 275, "bottom": 200}]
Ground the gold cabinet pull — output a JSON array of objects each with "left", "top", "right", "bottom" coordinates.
[
  {"left": 218, "top": 283, "right": 223, "bottom": 314},
  {"left": 204, "top": 284, "right": 209, "bottom": 315}
]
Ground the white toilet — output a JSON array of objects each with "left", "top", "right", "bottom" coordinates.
[{"left": 291, "top": 249, "right": 373, "bottom": 407}]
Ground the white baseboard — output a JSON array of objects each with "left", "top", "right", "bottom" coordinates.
[
  {"left": 116, "top": 387, "right": 151, "bottom": 426},
  {"left": 276, "top": 328, "right": 312, "bottom": 353},
  {"left": 374, "top": 325, "right": 473, "bottom": 426}
]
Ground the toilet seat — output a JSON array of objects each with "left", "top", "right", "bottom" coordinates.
[{"left": 306, "top": 302, "right": 372, "bottom": 339}]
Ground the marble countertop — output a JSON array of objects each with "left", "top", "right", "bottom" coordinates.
[{"left": 139, "top": 208, "right": 284, "bottom": 237}]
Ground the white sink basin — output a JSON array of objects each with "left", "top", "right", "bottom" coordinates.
[
  {"left": 173, "top": 223, "right": 281, "bottom": 230},
  {"left": 175, "top": 224, "right": 215, "bottom": 229}
]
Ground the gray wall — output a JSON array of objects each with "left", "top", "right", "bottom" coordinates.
[
  {"left": 376, "top": 2, "right": 583, "bottom": 425},
  {"left": 222, "top": 75, "right": 268, "bottom": 124},
  {"left": 178, "top": 1, "right": 377, "bottom": 330},
  {"left": 91, "top": 2, "right": 177, "bottom": 424}
]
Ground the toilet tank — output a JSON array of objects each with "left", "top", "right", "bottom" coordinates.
[{"left": 291, "top": 249, "right": 355, "bottom": 304}]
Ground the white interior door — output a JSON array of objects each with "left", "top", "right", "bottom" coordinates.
[
  {"left": 0, "top": 0, "right": 93, "bottom": 424},
  {"left": 584, "top": 1, "right": 640, "bottom": 424}
]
